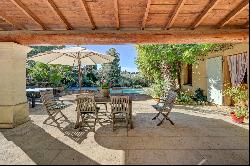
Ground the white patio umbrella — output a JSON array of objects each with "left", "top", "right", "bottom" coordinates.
[{"left": 28, "top": 47, "right": 115, "bottom": 91}]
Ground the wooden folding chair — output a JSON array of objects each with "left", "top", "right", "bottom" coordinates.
[
  {"left": 152, "top": 90, "right": 177, "bottom": 126},
  {"left": 110, "top": 96, "right": 130, "bottom": 131},
  {"left": 40, "top": 90, "right": 68, "bottom": 126},
  {"left": 76, "top": 95, "right": 99, "bottom": 132},
  {"left": 43, "top": 89, "right": 66, "bottom": 108}
]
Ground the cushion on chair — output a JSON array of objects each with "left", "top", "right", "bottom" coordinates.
[
  {"left": 152, "top": 104, "right": 159, "bottom": 110},
  {"left": 152, "top": 104, "right": 171, "bottom": 111}
]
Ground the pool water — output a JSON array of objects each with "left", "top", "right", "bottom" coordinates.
[
  {"left": 69, "top": 87, "right": 145, "bottom": 94},
  {"left": 110, "top": 88, "right": 145, "bottom": 94}
]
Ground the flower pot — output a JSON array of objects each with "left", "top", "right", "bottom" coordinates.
[
  {"left": 101, "top": 88, "right": 109, "bottom": 97},
  {"left": 154, "top": 98, "right": 160, "bottom": 102},
  {"left": 230, "top": 112, "right": 245, "bottom": 124}
]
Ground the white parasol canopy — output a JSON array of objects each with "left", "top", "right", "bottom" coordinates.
[{"left": 28, "top": 46, "right": 115, "bottom": 90}]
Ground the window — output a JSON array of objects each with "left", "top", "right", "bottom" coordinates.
[
  {"left": 187, "top": 65, "right": 192, "bottom": 85},
  {"left": 187, "top": 64, "right": 192, "bottom": 85}
]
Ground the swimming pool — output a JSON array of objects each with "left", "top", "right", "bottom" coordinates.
[
  {"left": 110, "top": 88, "right": 145, "bottom": 94},
  {"left": 69, "top": 87, "right": 145, "bottom": 94}
]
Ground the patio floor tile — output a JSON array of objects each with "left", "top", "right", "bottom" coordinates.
[{"left": 0, "top": 97, "right": 249, "bottom": 165}]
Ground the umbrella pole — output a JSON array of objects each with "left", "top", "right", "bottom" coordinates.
[{"left": 78, "top": 58, "right": 82, "bottom": 92}]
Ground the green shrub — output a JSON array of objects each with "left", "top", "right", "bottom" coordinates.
[
  {"left": 146, "top": 81, "right": 165, "bottom": 98},
  {"left": 193, "top": 88, "right": 207, "bottom": 102},
  {"left": 224, "top": 84, "right": 248, "bottom": 118},
  {"left": 176, "top": 91, "right": 194, "bottom": 104},
  {"left": 234, "top": 107, "right": 248, "bottom": 118},
  {"left": 223, "top": 84, "right": 248, "bottom": 106}
]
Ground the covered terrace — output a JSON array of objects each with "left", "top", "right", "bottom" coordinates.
[{"left": 0, "top": 0, "right": 249, "bottom": 165}]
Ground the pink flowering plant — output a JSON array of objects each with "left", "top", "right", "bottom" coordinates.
[{"left": 101, "top": 79, "right": 109, "bottom": 89}]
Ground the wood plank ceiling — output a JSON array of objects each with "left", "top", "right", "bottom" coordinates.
[{"left": 0, "top": 0, "right": 248, "bottom": 45}]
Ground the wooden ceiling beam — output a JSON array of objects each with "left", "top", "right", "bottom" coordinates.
[
  {"left": 10, "top": 0, "right": 47, "bottom": 30},
  {"left": 46, "top": 0, "right": 73, "bottom": 30},
  {"left": 165, "top": 0, "right": 186, "bottom": 30},
  {"left": 217, "top": 0, "right": 249, "bottom": 28},
  {"left": 242, "top": 20, "right": 249, "bottom": 28},
  {"left": 81, "top": 0, "right": 96, "bottom": 30},
  {"left": 0, "top": 14, "right": 24, "bottom": 30},
  {"left": 0, "top": 29, "right": 248, "bottom": 45},
  {"left": 141, "top": 0, "right": 151, "bottom": 30},
  {"left": 114, "top": 0, "right": 120, "bottom": 30},
  {"left": 191, "top": 0, "right": 219, "bottom": 29}
]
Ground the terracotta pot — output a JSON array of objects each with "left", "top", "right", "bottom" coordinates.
[
  {"left": 101, "top": 88, "right": 109, "bottom": 97},
  {"left": 154, "top": 98, "right": 160, "bottom": 102},
  {"left": 230, "top": 112, "right": 245, "bottom": 124}
]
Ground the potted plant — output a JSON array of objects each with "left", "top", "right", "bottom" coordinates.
[
  {"left": 101, "top": 80, "right": 110, "bottom": 97},
  {"left": 230, "top": 107, "right": 247, "bottom": 123},
  {"left": 223, "top": 84, "right": 248, "bottom": 123}
]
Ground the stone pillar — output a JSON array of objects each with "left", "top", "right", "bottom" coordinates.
[{"left": 0, "top": 42, "right": 31, "bottom": 128}]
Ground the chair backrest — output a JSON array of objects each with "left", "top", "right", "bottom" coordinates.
[
  {"left": 44, "top": 89, "right": 54, "bottom": 98},
  {"left": 76, "top": 95, "right": 97, "bottom": 113},
  {"left": 162, "top": 90, "right": 177, "bottom": 110},
  {"left": 40, "top": 90, "right": 57, "bottom": 111},
  {"left": 55, "top": 87, "right": 64, "bottom": 97},
  {"left": 110, "top": 96, "right": 130, "bottom": 113}
]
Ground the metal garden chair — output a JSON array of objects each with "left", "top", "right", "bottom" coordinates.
[{"left": 152, "top": 90, "right": 177, "bottom": 126}]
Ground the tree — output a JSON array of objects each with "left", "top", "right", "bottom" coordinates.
[
  {"left": 83, "top": 65, "right": 98, "bottom": 86},
  {"left": 27, "top": 46, "right": 65, "bottom": 58},
  {"left": 26, "top": 45, "right": 65, "bottom": 78},
  {"left": 28, "top": 62, "right": 74, "bottom": 88},
  {"left": 26, "top": 45, "right": 75, "bottom": 88},
  {"left": 120, "top": 71, "right": 151, "bottom": 87},
  {"left": 99, "top": 48, "right": 121, "bottom": 86}
]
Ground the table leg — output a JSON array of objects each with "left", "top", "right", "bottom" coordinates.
[
  {"left": 74, "top": 109, "right": 81, "bottom": 129},
  {"left": 129, "top": 102, "right": 133, "bottom": 129},
  {"left": 31, "top": 95, "right": 36, "bottom": 108}
]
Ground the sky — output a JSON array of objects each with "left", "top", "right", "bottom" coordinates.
[{"left": 70, "top": 44, "right": 138, "bottom": 72}]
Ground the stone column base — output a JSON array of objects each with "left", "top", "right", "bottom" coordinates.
[{"left": 0, "top": 102, "right": 30, "bottom": 128}]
